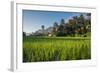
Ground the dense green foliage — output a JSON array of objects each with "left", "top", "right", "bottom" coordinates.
[
  {"left": 52, "top": 14, "right": 91, "bottom": 37},
  {"left": 23, "top": 36, "right": 91, "bottom": 62}
]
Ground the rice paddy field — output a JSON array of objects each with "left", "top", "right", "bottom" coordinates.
[{"left": 23, "top": 36, "right": 91, "bottom": 62}]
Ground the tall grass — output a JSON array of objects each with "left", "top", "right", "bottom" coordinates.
[{"left": 23, "top": 37, "right": 91, "bottom": 62}]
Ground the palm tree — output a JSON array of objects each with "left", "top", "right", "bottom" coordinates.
[
  {"left": 52, "top": 22, "right": 58, "bottom": 36},
  {"left": 73, "top": 16, "right": 78, "bottom": 24},
  {"left": 60, "top": 19, "right": 65, "bottom": 25},
  {"left": 41, "top": 25, "right": 44, "bottom": 30},
  {"left": 79, "top": 14, "right": 85, "bottom": 25},
  {"left": 41, "top": 25, "right": 45, "bottom": 34}
]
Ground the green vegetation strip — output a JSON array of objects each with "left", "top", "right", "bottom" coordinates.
[{"left": 23, "top": 37, "right": 91, "bottom": 62}]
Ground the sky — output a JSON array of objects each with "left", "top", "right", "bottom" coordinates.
[{"left": 23, "top": 10, "right": 86, "bottom": 33}]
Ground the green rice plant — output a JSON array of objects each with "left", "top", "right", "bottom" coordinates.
[{"left": 23, "top": 36, "right": 91, "bottom": 62}]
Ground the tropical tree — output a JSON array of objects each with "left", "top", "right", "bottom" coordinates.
[
  {"left": 60, "top": 19, "right": 65, "bottom": 25},
  {"left": 41, "top": 25, "right": 45, "bottom": 30},
  {"left": 79, "top": 14, "right": 85, "bottom": 24},
  {"left": 52, "top": 22, "right": 58, "bottom": 36},
  {"left": 41, "top": 25, "right": 45, "bottom": 35},
  {"left": 57, "top": 19, "right": 66, "bottom": 36},
  {"left": 68, "top": 19, "right": 77, "bottom": 36}
]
